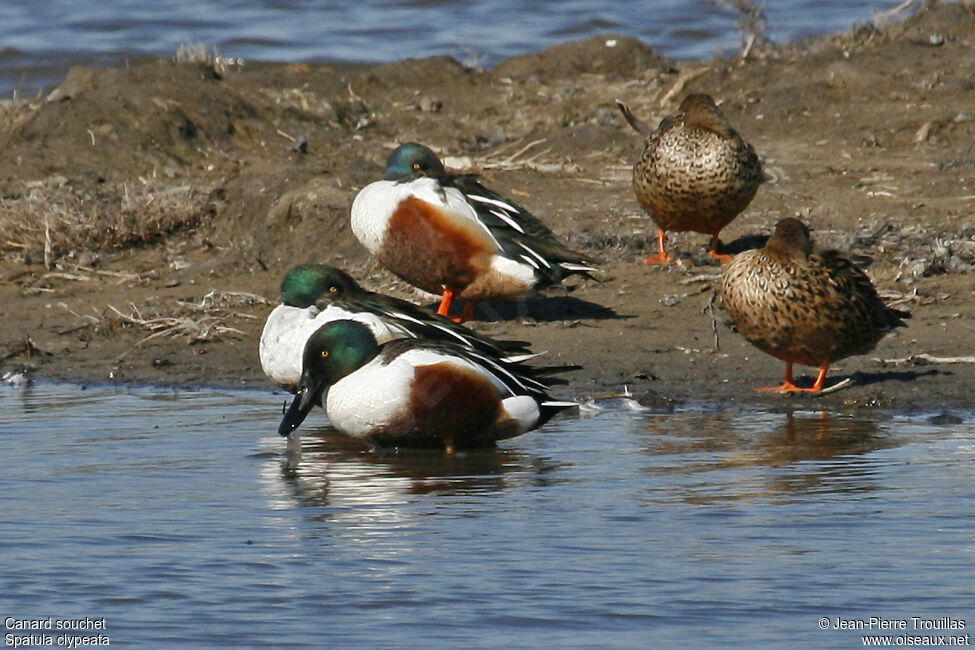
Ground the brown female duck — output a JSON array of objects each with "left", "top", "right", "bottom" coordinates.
[
  {"left": 618, "top": 94, "right": 762, "bottom": 264},
  {"left": 720, "top": 218, "right": 910, "bottom": 392}
]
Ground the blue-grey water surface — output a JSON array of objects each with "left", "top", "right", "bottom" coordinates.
[
  {"left": 1, "top": 1, "right": 911, "bottom": 99},
  {"left": 1, "top": 382, "right": 973, "bottom": 647}
]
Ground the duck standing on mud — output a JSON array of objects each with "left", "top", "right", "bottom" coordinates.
[
  {"left": 278, "top": 319, "right": 575, "bottom": 453},
  {"left": 350, "top": 142, "right": 596, "bottom": 322},
  {"left": 617, "top": 94, "right": 763, "bottom": 264},
  {"left": 720, "top": 218, "right": 910, "bottom": 392}
]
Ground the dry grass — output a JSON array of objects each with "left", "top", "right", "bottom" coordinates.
[
  {"left": 105, "top": 290, "right": 272, "bottom": 356},
  {"left": 704, "top": 0, "right": 771, "bottom": 59},
  {"left": 467, "top": 138, "right": 584, "bottom": 174},
  {"left": 174, "top": 41, "right": 240, "bottom": 76},
  {"left": 108, "top": 303, "right": 242, "bottom": 345},
  {"left": 0, "top": 96, "right": 44, "bottom": 133},
  {"left": 0, "top": 179, "right": 208, "bottom": 264},
  {"left": 174, "top": 41, "right": 215, "bottom": 66}
]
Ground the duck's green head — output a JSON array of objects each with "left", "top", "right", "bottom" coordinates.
[
  {"left": 278, "top": 320, "right": 380, "bottom": 435},
  {"left": 767, "top": 218, "right": 813, "bottom": 258},
  {"left": 280, "top": 265, "right": 361, "bottom": 308},
  {"left": 383, "top": 142, "right": 445, "bottom": 181}
]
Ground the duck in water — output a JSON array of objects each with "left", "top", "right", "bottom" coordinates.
[{"left": 278, "top": 319, "right": 575, "bottom": 453}]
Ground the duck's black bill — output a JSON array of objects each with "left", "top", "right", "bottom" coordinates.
[{"left": 278, "top": 385, "right": 317, "bottom": 436}]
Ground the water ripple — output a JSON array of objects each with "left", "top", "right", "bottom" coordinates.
[
  {"left": 0, "top": 0, "right": 911, "bottom": 98},
  {"left": 1, "top": 383, "right": 972, "bottom": 645}
]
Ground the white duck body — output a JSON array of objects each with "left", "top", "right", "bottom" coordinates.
[
  {"left": 324, "top": 346, "right": 541, "bottom": 447},
  {"left": 259, "top": 303, "right": 405, "bottom": 391},
  {"left": 350, "top": 177, "right": 535, "bottom": 301}
]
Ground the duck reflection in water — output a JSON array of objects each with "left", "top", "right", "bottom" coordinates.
[
  {"left": 264, "top": 429, "right": 564, "bottom": 510},
  {"left": 637, "top": 409, "right": 901, "bottom": 502}
]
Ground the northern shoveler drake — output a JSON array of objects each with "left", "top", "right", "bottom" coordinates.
[
  {"left": 260, "top": 264, "right": 532, "bottom": 392},
  {"left": 278, "top": 319, "right": 576, "bottom": 452},
  {"left": 617, "top": 94, "right": 763, "bottom": 264},
  {"left": 350, "top": 142, "right": 597, "bottom": 322},
  {"left": 720, "top": 218, "right": 911, "bottom": 392}
]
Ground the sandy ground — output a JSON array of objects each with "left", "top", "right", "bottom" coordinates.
[{"left": 2, "top": 3, "right": 974, "bottom": 412}]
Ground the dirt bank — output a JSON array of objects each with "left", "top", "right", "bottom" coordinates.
[{"left": 2, "top": 3, "right": 974, "bottom": 412}]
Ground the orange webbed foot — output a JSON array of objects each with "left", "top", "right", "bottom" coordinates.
[
  {"left": 756, "top": 382, "right": 823, "bottom": 394},
  {"left": 645, "top": 229, "right": 674, "bottom": 265},
  {"left": 644, "top": 253, "right": 675, "bottom": 265},
  {"left": 707, "top": 234, "right": 733, "bottom": 264},
  {"left": 755, "top": 363, "right": 830, "bottom": 394}
]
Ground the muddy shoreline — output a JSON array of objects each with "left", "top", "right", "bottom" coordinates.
[{"left": 2, "top": 4, "right": 974, "bottom": 412}]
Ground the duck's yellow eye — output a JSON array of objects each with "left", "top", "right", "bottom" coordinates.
[
  {"left": 321, "top": 350, "right": 329, "bottom": 358},
  {"left": 412, "top": 162, "right": 421, "bottom": 170},
  {"left": 329, "top": 286, "right": 338, "bottom": 293}
]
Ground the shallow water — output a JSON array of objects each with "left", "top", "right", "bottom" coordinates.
[
  {"left": 1, "top": 0, "right": 910, "bottom": 98},
  {"left": 1, "top": 382, "right": 973, "bottom": 647}
]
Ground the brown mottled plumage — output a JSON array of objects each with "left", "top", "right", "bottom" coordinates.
[
  {"left": 619, "top": 94, "right": 762, "bottom": 264},
  {"left": 721, "top": 218, "right": 910, "bottom": 392}
]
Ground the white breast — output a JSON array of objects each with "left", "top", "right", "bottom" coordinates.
[
  {"left": 259, "top": 304, "right": 408, "bottom": 388},
  {"left": 350, "top": 177, "right": 500, "bottom": 254},
  {"left": 350, "top": 179, "right": 396, "bottom": 255},
  {"left": 324, "top": 355, "right": 414, "bottom": 438},
  {"left": 259, "top": 304, "right": 320, "bottom": 387}
]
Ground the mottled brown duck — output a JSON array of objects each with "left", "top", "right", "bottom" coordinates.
[
  {"left": 617, "top": 94, "right": 762, "bottom": 264},
  {"left": 720, "top": 218, "right": 910, "bottom": 393}
]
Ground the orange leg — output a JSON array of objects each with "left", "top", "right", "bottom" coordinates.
[
  {"left": 436, "top": 288, "right": 455, "bottom": 318},
  {"left": 809, "top": 363, "right": 830, "bottom": 392},
  {"left": 707, "top": 233, "right": 733, "bottom": 264},
  {"left": 436, "top": 289, "right": 475, "bottom": 323},
  {"left": 645, "top": 228, "right": 674, "bottom": 265},
  {"left": 758, "top": 361, "right": 800, "bottom": 392},
  {"left": 458, "top": 301, "right": 476, "bottom": 323},
  {"left": 757, "top": 362, "right": 831, "bottom": 393}
]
